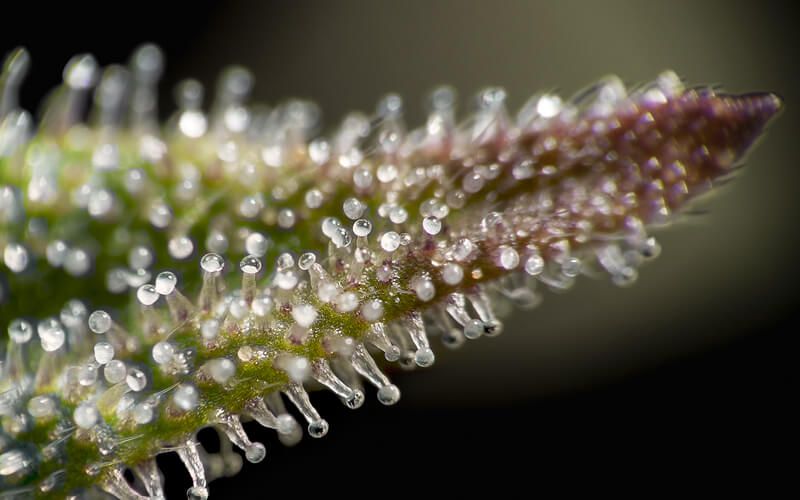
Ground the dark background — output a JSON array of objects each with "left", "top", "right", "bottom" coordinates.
[{"left": 2, "top": 0, "right": 797, "bottom": 495}]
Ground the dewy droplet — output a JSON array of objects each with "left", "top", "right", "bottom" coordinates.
[
  {"left": 353, "top": 218, "right": 373, "bottom": 237},
  {"left": 94, "top": 341, "right": 115, "bottom": 364},
  {"left": 137, "top": 284, "right": 159, "bottom": 305},
  {"left": 380, "top": 231, "right": 401, "bottom": 252},
  {"left": 3, "top": 242, "right": 28, "bottom": 272},
  {"left": 37, "top": 318, "right": 65, "bottom": 351},
  {"left": 422, "top": 216, "right": 442, "bottom": 235},
  {"left": 201, "top": 252, "right": 225, "bottom": 273},
  {"left": 499, "top": 246, "right": 520, "bottom": 270},
  {"left": 8, "top": 319, "right": 33, "bottom": 343},
  {"left": 240, "top": 255, "right": 262, "bottom": 274},
  {"left": 155, "top": 271, "right": 177, "bottom": 295},
  {"left": 88, "top": 310, "right": 111, "bottom": 334}
]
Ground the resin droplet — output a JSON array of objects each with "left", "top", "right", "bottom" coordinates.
[
  {"left": 239, "top": 255, "right": 262, "bottom": 274},
  {"left": 499, "top": 246, "right": 520, "bottom": 270},
  {"left": 94, "top": 341, "right": 115, "bottom": 364},
  {"left": 343, "top": 197, "right": 364, "bottom": 220},
  {"left": 245, "top": 232, "right": 269, "bottom": 257},
  {"left": 377, "top": 384, "right": 401, "bottom": 406},
  {"left": 201, "top": 252, "right": 225, "bottom": 273},
  {"left": 152, "top": 341, "right": 175, "bottom": 364},
  {"left": 353, "top": 218, "right": 372, "bottom": 237},
  {"left": 442, "top": 263, "right": 464, "bottom": 285},
  {"left": 126, "top": 369, "right": 147, "bottom": 391},
  {"left": 8, "top": 319, "right": 33, "bottom": 343},
  {"left": 137, "top": 284, "right": 159, "bottom": 306},
  {"left": 380, "top": 231, "right": 401, "bottom": 252},
  {"left": 155, "top": 271, "right": 177, "bottom": 295},
  {"left": 291, "top": 304, "right": 318, "bottom": 328},
  {"left": 524, "top": 254, "right": 544, "bottom": 276},
  {"left": 88, "top": 310, "right": 112, "bottom": 334},
  {"left": 174, "top": 384, "right": 199, "bottom": 411},
  {"left": 422, "top": 216, "right": 442, "bottom": 235},
  {"left": 412, "top": 276, "right": 436, "bottom": 302},
  {"left": 104, "top": 360, "right": 127, "bottom": 384},
  {"left": 27, "top": 396, "right": 57, "bottom": 419},
  {"left": 74, "top": 403, "right": 99, "bottom": 429},
  {"left": 0, "top": 449, "right": 33, "bottom": 478},
  {"left": 37, "top": 318, "right": 65, "bottom": 351},
  {"left": 168, "top": 236, "right": 194, "bottom": 259},
  {"left": 209, "top": 358, "right": 236, "bottom": 384},
  {"left": 361, "top": 299, "right": 384, "bottom": 322},
  {"left": 3, "top": 242, "right": 28, "bottom": 272}
]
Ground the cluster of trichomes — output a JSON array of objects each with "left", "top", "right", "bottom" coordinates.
[{"left": 0, "top": 44, "right": 781, "bottom": 498}]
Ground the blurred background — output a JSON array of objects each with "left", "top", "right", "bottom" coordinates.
[{"left": 2, "top": 0, "right": 797, "bottom": 493}]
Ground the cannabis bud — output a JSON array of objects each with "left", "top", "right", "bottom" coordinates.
[{"left": 0, "top": 44, "right": 781, "bottom": 498}]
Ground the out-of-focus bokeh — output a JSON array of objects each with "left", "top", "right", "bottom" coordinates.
[{"left": 2, "top": 0, "right": 796, "bottom": 493}]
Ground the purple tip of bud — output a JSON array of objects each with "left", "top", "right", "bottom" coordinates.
[
  {"left": 701, "top": 91, "right": 783, "bottom": 159},
  {"left": 731, "top": 91, "right": 783, "bottom": 151},
  {"left": 631, "top": 89, "right": 782, "bottom": 189}
]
